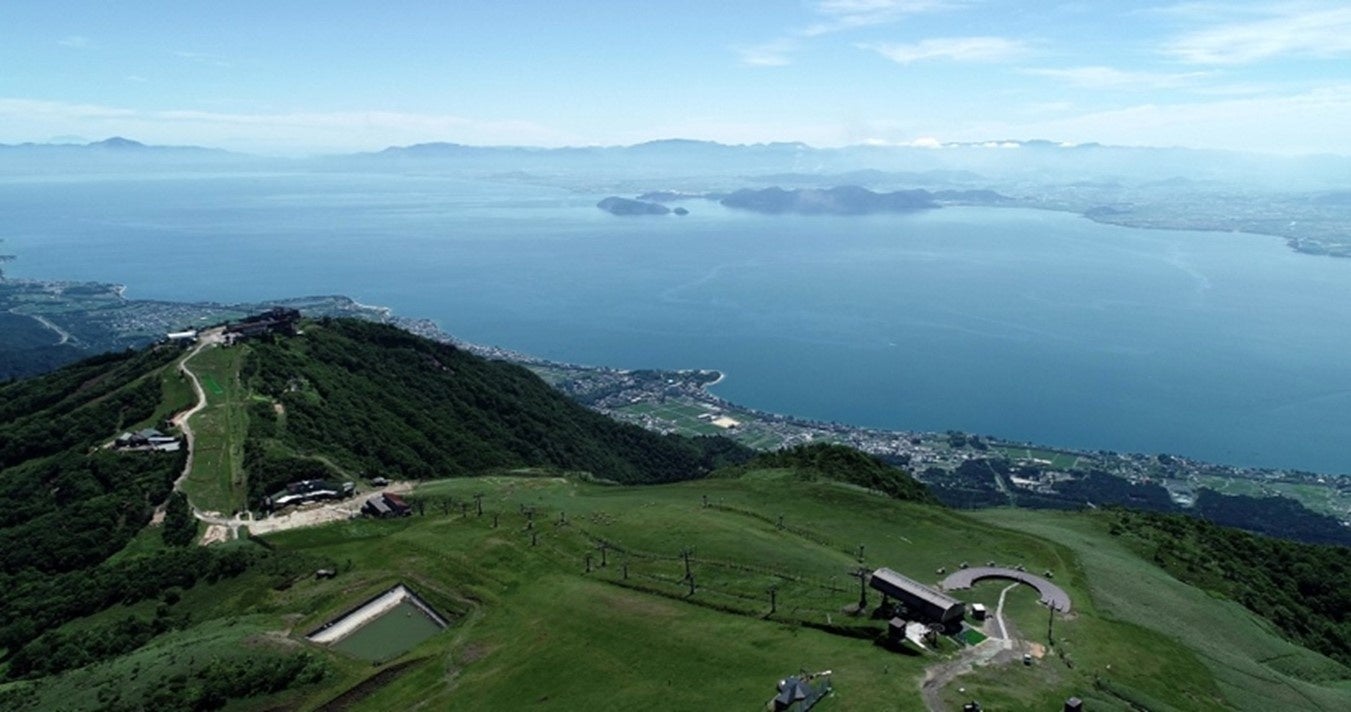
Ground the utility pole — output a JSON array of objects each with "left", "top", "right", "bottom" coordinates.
[
  {"left": 492, "top": 512, "right": 499, "bottom": 529},
  {"left": 474, "top": 492, "right": 484, "bottom": 516},
  {"left": 598, "top": 540, "right": 609, "bottom": 567},
  {"left": 585, "top": 553, "right": 593, "bottom": 573},
  {"left": 768, "top": 584, "right": 778, "bottom": 615},
  {"left": 853, "top": 567, "right": 870, "bottom": 612},
  {"left": 1047, "top": 603, "right": 1057, "bottom": 646},
  {"left": 681, "top": 547, "right": 694, "bottom": 581},
  {"left": 622, "top": 561, "right": 629, "bottom": 580},
  {"left": 687, "top": 575, "right": 696, "bottom": 597},
  {"left": 531, "top": 531, "right": 538, "bottom": 547},
  {"left": 460, "top": 502, "right": 468, "bottom": 518},
  {"left": 857, "top": 544, "right": 866, "bottom": 564}
]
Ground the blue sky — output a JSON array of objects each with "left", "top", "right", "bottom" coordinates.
[{"left": 2, "top": 0, "right": 1350, "bottom": 154}]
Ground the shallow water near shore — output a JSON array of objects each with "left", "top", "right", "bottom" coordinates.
[{"left": 5, "top": 172, "right": 1351, "bottom": 474}]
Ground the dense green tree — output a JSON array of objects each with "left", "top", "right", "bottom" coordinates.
[
  {"left": 1109, "top": 508, "right": 1351, "bottom": 666},
  {"left": 240, "top": 319, "right": 752, "bottom": 505},
  {"left": 162, "top": 491, "right": 196, "bottom": 546}
]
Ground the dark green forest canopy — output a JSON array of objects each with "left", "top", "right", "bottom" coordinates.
[
  {"left": 241, "top": 319, "right": 751, "bottom": 499},
  {"left": 0, "top": 345, "right": 186, "bottom": 576},
  {"left": 1108, "top": 508, "right": 1351, "bottom": 668}
]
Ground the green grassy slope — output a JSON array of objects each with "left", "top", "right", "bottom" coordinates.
[
  {"left": 179, "top": 344, "right": 250, "bottom": 514},
  {"left": 4, "top": 324, "right": 1349, "bottom": 711},
  {"left": 971, "top": 509, "right": 1351, "bottom": 711},
  {"left": 6, "top": 472, "right": 1348, "bottom": 711}
]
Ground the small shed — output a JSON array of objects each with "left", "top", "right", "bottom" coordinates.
[
  {"left": 1064, "top": 697, "right": 1084, "bottom": 712},
  {"left": 971, "top": 603, "right": 987, "bottom": 620}
]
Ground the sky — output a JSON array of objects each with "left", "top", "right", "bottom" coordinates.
[{"left": 2, "top": 0, "right": 1350, "bottom": 154}]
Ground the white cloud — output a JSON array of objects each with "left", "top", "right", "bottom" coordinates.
[
  {"left": 1025, "top": 65, "right": 1210, "bottom": 90},
  {"left": 862, "top": 37, "right": 1028, "bottom": 64},
  {"left": 735, "top": 0, "right": 955, "bottom": 65},
  {"left": 1166, "top": 5, "right": 1351, "bottom": 64},
  {"left": 58, "top": 35, "right": 89, "bottom": 48},
  {"left": 969, "top": 84, "right": 1351, "bottom": 154},
  {"left": 804, "top": 0, "right": 954, "bottom": 36},
  {"left": 735, "top": 39, "right": 797, "bottom": 67}
]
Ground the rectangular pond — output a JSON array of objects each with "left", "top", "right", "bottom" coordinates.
[{"left": 307, "top": 584, "right": 448, "bottom": 663}]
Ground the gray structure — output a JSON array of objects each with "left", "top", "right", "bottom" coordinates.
[
  {"left": 362, "top": 492, "right": 411, "bottom": 518},
  {"left": 869, "top": 567, "right": 965, "bottom": 625},
  {"left": 264, "top": 479, "right": 355, "bottom": 511},
  {"left": 940, "top": 566, "right": 1073, "bottom": 613}
]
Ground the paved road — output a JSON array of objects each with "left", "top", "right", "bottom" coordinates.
[{"left": 940, "top": 566, "right": 1072, "bottom": 613}]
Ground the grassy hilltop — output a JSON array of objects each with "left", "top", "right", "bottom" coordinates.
[{"left": 0, "top": 319, "right": 1347, "bottom": 711}]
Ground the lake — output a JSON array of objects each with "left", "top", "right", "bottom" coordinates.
[{"left": 4, "top": 172, "right": 1351, "bottom": 474}]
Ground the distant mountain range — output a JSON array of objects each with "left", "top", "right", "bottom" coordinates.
[
  {"left": 5, "top": 135, "right": 1351, "bottom": 201},
  {"left": 0, "top": 136, "right": 232, "bottom": 154}
]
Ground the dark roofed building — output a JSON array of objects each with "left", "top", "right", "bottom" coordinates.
[
  {"left": 225, "top": 307, "right": 301, "bottom": 342},
  {"left": 264, "top": 479, "right": 354, "bottom": 511},
  {"left": 770, "top": 672, "right": 831, "bottom": 712},
  {"left": 362, "top": 492, "right": 411, "bottom": 518},
  {"left": 382, "top": 492, "right": 411, "bottom": 515},
  {"left": 114, "top": 428, "right": 181, "bottom": 452},
  {"left": 362, "top": 497, "right": 392, "bottom": 517},
  {"left": 870, "top": 567, "right": 965, "bottom": 625}
]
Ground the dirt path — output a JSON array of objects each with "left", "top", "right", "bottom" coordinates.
[
  {"left": 151, "top": 328, "right": 222, "bottom": 524},
  {"left": 918, "top": 584, "right": 1025, "bottom": 711},
  {"left": 195, "top": 481, "right": 415, "bottom": 541},
  {"left": 995, "top": 582, "right": 1018, "bottom": 640},
  {"left": 159, "top": 327, "right": 413, "bottom": 544}
]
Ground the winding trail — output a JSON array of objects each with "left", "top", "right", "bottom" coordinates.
[
  {"left": 32, "top": 314, "right": 74, "bottom": 345},
  {"left": 152, "top": 328, "right": 221, "bottom": 523},
  {"left": 160, "top": 327, "right": 409, "bottom": 543}
]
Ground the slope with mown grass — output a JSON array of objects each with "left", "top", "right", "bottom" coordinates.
[
  {"left": 6, "top": 467, "right": 1349, "bottom": 710},
  {"left": 970, "top": 508, "right": 1350, "bottom": 712}
]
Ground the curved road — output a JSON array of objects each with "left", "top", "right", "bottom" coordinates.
[
  {"left": 153, "top": 329, "right": 221, "bottom": 521},
  {"left": 940, "top": 566, "right": 1072, "bottom": 612}
]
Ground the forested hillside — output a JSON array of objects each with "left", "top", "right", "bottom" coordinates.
[
  {"left": 0, "top": 344, "right": 321, "bottom": 701},
  {"left": 0, "top": 346, "right": 185, "bottom": 574},
  {"left": 1108, "top": 508, "right": 1351, "bottom": 667},
  {"left": 241, "top": 319, "right": 751, "bottom": 502}
]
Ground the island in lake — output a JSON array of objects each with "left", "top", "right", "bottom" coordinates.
[{"left": 596, "top": 196, "right": 671, "bottom": 215}]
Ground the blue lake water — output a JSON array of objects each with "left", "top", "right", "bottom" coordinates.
[{"left": 4, "top": 172, "right": 1351, "bottom": 474}]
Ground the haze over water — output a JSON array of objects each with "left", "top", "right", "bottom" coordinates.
[{"left": 6, "top": 173, "right": 1351, "bottom": 475}]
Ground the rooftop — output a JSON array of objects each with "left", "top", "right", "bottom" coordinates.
[{"left": 870, "top": 567, "right": 964, "bottom": 612}]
